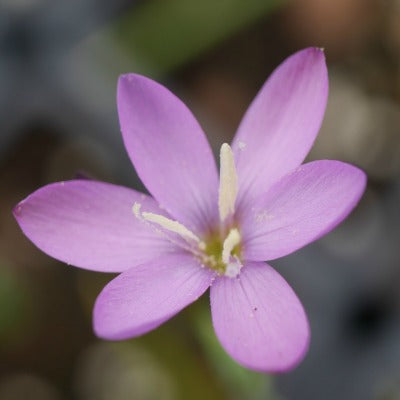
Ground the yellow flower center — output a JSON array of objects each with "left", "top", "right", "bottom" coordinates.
[{"left": 200, "top": 228, "right": 242, "bottom": 276}]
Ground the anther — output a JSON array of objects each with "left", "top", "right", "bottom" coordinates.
[
  {"left": 132, "top": 202, "right": 204, "bottom": 248},
  {"left": 222, "top": 228, "right": 241, "bottom": 264},
  {"left": 218, "top": 143, "right": 238, "bottom": 222}
]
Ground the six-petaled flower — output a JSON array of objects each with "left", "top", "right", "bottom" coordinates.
[{"left": 13, "top": 48, "right": 366, "bottom": 372}]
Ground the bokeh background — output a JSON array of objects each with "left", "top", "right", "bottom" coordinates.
[{"left": 1, "top": 0, "right": 400, "bottom": 399}]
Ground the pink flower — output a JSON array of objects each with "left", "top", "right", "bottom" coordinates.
[{"left": 13, "top": 48, "right": 366, "bottom": 372}]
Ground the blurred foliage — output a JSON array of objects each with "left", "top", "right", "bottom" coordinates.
[
  {"left": 136, "top": 322, "right": 226, "bottom": 400},
  {"left": 191, "top": 299, "right": 280, "bottom": 400},
  {"left": 0, "top": 263, "right": 30, "bottom": 342},
  {"left": 113, "top": 0, "right": 283, "bottom": 76}
]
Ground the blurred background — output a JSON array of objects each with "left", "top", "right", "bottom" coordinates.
[{"left": 1, "top": 0, "right": 400, "bottom": 399}]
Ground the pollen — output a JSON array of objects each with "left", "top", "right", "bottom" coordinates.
[
  {"left": 132, "top": 202, "right": 142, "bottom": 218},
  {"left": 218, "top": 143, "right": 238, "bottom": 222},
  {"left": 225, "top": 258, "right": 242, "bottom": 278}
]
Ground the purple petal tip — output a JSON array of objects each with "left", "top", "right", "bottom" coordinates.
[{"left": 12, "top": 203, "right": 22, "bottom": 218}]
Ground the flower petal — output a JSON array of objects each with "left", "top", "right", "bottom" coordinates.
[
  {"left": 118, "top": 74, "right": 219, "bottom": 234},
  {"left": 211, "top": 262, "right": 309, "bottom": 372},
  {"left": 232, "top": 48, "right": 328, "bottom": 205},
  {"left": 241, "top": 160, "right": 367, "bottom": 261},
  {"left": 14, "top": 180, "right": 176, "bottom": 272},
  {"left": 94, "top": 254, "right": 214, "bottom": 339}
]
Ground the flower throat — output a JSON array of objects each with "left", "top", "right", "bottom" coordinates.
[{"left": 132, "top": 143, "right": 243, "bottom": 277}]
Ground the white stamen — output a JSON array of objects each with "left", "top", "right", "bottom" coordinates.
[
  {"left": 222, "top": 228, "right": 241, "bottom": 264},
  {"left": 218, "top": 143, "right": 238, "bottom": 222},
  {"left": 142, "top": 212, "right": 201, "bottom": 243},
  {"left": 132, "top": 202, "right": 203, "bottom": 245},
  {"left": 132, "top": 202, "right": 142, "bottom": 218}
]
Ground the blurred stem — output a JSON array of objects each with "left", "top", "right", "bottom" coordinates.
[{"left": 189, "top": 297, "right": 282, "bottom": 400}]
